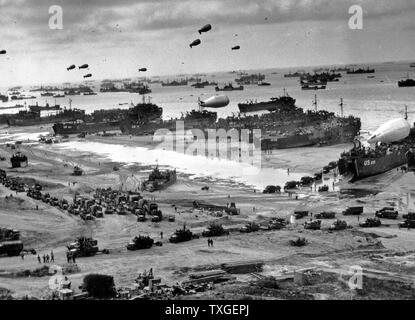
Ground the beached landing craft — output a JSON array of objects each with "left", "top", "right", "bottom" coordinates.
[{"left": 338, "top": 110, "right": 415, "bottom": 182}]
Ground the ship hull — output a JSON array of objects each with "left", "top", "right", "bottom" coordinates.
[
  {"left": 120, "top": 119, "right": 217, "bottom": 136},
  {"left": 352, "top": 152, "right": 407, "bottom": 181},
  {"left": 53, "top": 121, "right": 120, "bottom": 135},
  {"left": 262, "top": 124, "right": 359, "bottom": 150},
  {"left": 7, "top": 116, "right": 82, "bottom": 127},
  {"left": 338, "top": 149, "right": 408, "bottom": 182},
  {"left": 238, "top": 99, "right": 296, "bottom": 113}
]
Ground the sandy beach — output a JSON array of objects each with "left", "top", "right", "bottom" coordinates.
[{"left": 0, "top": 125, "right": 415, "bottom": 299}]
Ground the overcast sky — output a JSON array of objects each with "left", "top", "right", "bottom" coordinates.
[{"left": 1, "top": 0, "right": 415, "bottom": 87}]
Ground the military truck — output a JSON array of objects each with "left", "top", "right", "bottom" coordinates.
[
  {"left": 67, "top": 237, "right": 100, "bottom": 257},
  {"left": 294, "top": 211, "right": 309, "bottom": 219},
  {"left": 329, "top": 220, "right": 348, "bottom": 231},
  {"left": 290, "top": 237, "right": 308, "bottom": 247},
  {"left": 318, "top": 185, "right": 329, "bottom": 192},
  {"left": 300, "top": 176, "right": 314, "bottom": 186},
  {"left": 400, "top": 220, "right": 415, "bottom": 229},
  {"left": 169, "top": 225, "right": 198, "bottom": 243},
  {"left": 10, "top": 152, "right": 28, "bottom": 168},
  {"left": 403, "top": 212, "right": 415, "bottom": 220},
  {"left": 239, "top": 222, "right": 260, "bottom": 233},
  {"left": 315, "top": 212, "right": 336, "bottom": 219},
  {"left": 263, "top": 185, "right": 281, "bottom": 194},
  {"left": 304, "top": 220, "right": 321, "bottom": 230},
  {"left": 284, "top": 181, "right": 299, "bottom": 190},
  {"left": 343, "top": 206, "right": 364, "bottom": 216},
  {"left": 72, "top": 166, "right": 83, "bottom": 176},
  {"left": 202, "top": 224, "right": 229, "bottom": 237},
  {"left": 359, "top": 218, "right": 381, "bottom": 228},
  {"left": 375, "top": 208, "right": 398, "bottom": 220},
  {"left": 0, "top": 240, "right": 24, "bottom": 257},
  {"left": 126, "top": 236, "right": 154, "bottom": 250},
  {"left": 137, "top": 213, "right": 146, "bottom": 222},
  {"left": 0, "top": 228, "right": 23, "bottom": 257},
  {"left": 268, "top": 218, "right": 286, "bottom": 230},
  {"left": 0, "top": 228, "right": 20, "bottom": 241}
]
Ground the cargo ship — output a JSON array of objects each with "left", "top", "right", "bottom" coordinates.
[
  {"left": 161, "top": 79, "right": 188, "bottom": 87},
  {"left": 337, "top": 114, "right": 415, "bottom": 182},
  {"left": 53, "top": 99, "right": 163, "bottom": 135},
  {"left": 6, "top": 106, "right": 85, "bottom": 126},
  {"left": 217, "top": 98, "right": 361, "bottom": 150},
  {"left": 346, "top": 67, "right": 375, "bottom": 74},
  {"left": 52, "top": 120, "right": 121, "bottom": 135},
  {"left": 284, "top": 71, "right": 309, "bottom": 78},
  {"left": 301, "top": 84, "right": 327, "bottom": 90},
  {"left": 191, "top": 81, "right": 218, "bottom": 88},
  {"left": 215, "top": 84, "right": 244, "bottom": 91},
  {"left": 238, "top": 90, "right": 296, "bottom": 113},
  {"left": 28, "top": 103, "right": 61, "bottom": 112},
  {"left": 260, "top": 116, "right": 360, "bottom": 149},
  {"left": 120, "top": 109, "right": 217, "bottom": 136},
  {"left": 301, "top": 72, "right": 341, "bottom": 83},
  {"left": 235, "top": 73, "right": 265, "bottom": 85}
]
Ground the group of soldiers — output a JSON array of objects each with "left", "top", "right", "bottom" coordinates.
[
  {"left": 66, "top": 251, "right": 77, "bottom": 263},
  {"left": 36, "top": 251, "right": 54, "bottom": 264}
]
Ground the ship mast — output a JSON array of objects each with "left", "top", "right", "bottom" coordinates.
[
  {"left": 312, "top": 95, "right": 318, "bottom": 112},
  {"left": 339, "top": 97, "right": 344, "bottom": 117},
  {"left": 405, "top": 105, "right": 408, "bottom": 120}
]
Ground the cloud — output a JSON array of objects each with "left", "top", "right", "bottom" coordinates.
[{"left": 1, "top": 0, "right": 415, "bottom": 86}]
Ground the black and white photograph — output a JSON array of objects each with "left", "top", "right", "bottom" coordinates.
[{"left": 1, "top": 0, "right": 415, "bottom": 307}]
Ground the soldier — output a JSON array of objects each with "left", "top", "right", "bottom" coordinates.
[
  {"left": 160, "top": 232, "right": 163, "bottom": 239},
  {"left": 37, "top": 255, "right": 41, "bottom": 264},
  {"left": 20, "top": 252, "right": 25, "bottom": 260},
  {"left": 43, "top": 254, "right": 46, "bottom": 263},
  {"left": 66, "top": 251, "right": 71, "bottom": 264},
  {"left": 72, "top": 253, "right": 76, "bottom": 263},
  {"left": 210, "top": 239, "right": 214, "bottom": 247},
  {"left": 50, "top": 250, "right": 54, "bottom": 263}
]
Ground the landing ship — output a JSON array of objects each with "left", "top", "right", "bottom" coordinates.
[{"left": 338, "top": 110, "right": 415, "bottom": 182}]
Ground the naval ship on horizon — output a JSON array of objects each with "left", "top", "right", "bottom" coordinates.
[
  {"left": 238, "top": 89, "right": 296, "bottom": 113},
  {"left": 2, "top": 102, "right": 85, "bottom": 126}
]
